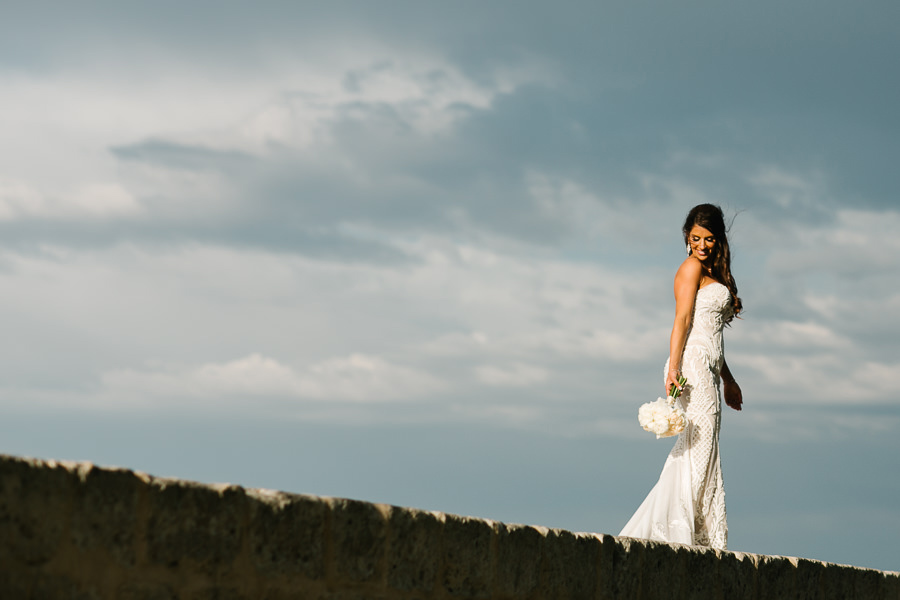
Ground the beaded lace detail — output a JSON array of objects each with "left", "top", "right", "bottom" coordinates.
[{"left": 620, "top": 282, "right": 732, "bottom": 551}]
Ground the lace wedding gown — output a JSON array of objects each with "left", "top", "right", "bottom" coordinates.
[{"left": 619, "top": 282, "right": 733, "bottom": 550}]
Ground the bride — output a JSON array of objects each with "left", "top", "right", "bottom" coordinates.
[{"left": 619, "top": 204, "right": 743, "bottom": 550}]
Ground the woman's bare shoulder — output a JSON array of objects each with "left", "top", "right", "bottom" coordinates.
[{"left": 675, "top": 257, "right": 703, "bottom": 283}]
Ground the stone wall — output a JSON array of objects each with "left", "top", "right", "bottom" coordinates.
[{"left": 0, "top": 454, "right": 897, "bottom": 599}]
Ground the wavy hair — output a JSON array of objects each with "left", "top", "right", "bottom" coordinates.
[{"left": 683, "top": 204, "right": 743, "bottom": 320}]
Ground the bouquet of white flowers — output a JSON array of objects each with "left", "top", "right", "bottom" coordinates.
[{"left": 638, "top": 375, "right": 688, "bottom": 439}]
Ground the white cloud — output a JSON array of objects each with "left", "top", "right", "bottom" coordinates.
[
  {"left": 735, "top": 351, "right": 895, "bottom": 405},
  {"left": 143, "top": 55, "right": 550, "bottom": 156},
  {"left": 0, "top": 237, "right": 666, "bottom": 428},
  {"left": 0, "top": 34, "right": 895, "bottom": 437},
  {"left": 420, "top": 331, "right": 491, "bottom": 357},
  {"left": 732, "top": 407, "right": 900, "bottom": 443},
  {"left": 476, "top": 363, "right": 549, "bottom": 387},
  {"left": 237, "top": 60, "right": 500, "bottom": 148},
  {"left": 757, "top": 207, "right": 900, "bottom": 277},
  {"left": 748, "top": 165, "right": 824, "bottom": 209},
  {"left": 0, "top": 178, "right": 44, "bottom": 220},
  {"left": 2, "top": 44, "right": 556, "bottom": 241},
  {"left": 67, "top": 183, "right": 143, "bottom": 218},
  {"left": 526, "top": 172, "right": 604, "bottom": 228},
  {"left": 0, "top": 178, "right": 141, "bottom": 221},
  {"left": 102, "top": 352, "right": 444, "bottom": 403},
  {"left": 730, "top": 319, "right": 851, "bottom": 352}
]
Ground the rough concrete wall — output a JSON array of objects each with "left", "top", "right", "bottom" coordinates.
[{"left": 0, "top": 454, "right": 897, "bottom": 600}]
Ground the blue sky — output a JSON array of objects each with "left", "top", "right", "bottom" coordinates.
[{"left": 1, "top": 1, "right": 898, "bottom": 571}]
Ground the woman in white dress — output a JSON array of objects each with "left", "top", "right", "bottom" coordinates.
[{"left": 620, "top": 204, "right": 743, "bottom": 550}]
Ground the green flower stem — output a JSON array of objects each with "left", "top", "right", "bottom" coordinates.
[{"left": 669, "top": 375, "right": 688, "bottom": 399}]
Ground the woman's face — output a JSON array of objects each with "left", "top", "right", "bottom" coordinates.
[{"left": 688, "top": 225, "right": 716, "bottom": 262}]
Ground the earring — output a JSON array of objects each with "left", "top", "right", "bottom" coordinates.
[{"left": 686, "top": 244, "right": 691, "bottom": 255}]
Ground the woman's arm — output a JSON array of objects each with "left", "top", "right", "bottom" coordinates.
[
  {"left": 721, "top": 359, "right": 743, "bottom": 411},
  {"left": 666, "top": 259, "right": 702, "bottom": 394}
]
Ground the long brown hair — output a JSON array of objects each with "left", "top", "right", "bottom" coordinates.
[{"left": 683, "top": 204, "right": 743, "bottom": 320}]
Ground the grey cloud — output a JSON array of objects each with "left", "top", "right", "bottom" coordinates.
[
  {"left": 5, "top": 1, "right": 896, "bottom": 214},
  {"left": 112, "top": 139, "right": 255, "bottom": 172},
  {"left": 96, "top": 92, "right": 584, "bottom": 250},
  {"left": 2, "top": 2, "right": 899, "bottom": 574},
  {"left": 0, "top": 218, "right": 413, "bottom": 265},
  {"left": 10, "top": 83, "right": 860, "bottom": 260}
]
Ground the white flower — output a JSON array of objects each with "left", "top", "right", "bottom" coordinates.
[{"left": 637, "top": 378, "right": 688, "bottom": 439}]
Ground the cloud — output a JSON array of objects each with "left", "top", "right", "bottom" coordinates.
[
  {"left": 731, "top": 405, "right": 900, "bottom": 444},
  {"left": 476, "top": 363, "right": 549, "bottom": 387},
  {"left": 731, "top": 320, "right": 851, "bottom": 353},
  {"left": 1, "top": 1, "right": 899, "bottom": 572},
  {"left": 0, "top": 178, "right": 142, "bottom": 221},
  {"left": 0, "top": 48, "right": 570, "bottom": 257},
  {"left": 736, "top": 352, "right": 895, "bottom": 405},
  {"left": 112, "top": 140, "right": 255, "bottom": 173},
  {"left": 768, "top": 209, "right": 900, "bottom": 279},
  {"left": 101, "top": 353, "right": 445, "bottom": 403}
]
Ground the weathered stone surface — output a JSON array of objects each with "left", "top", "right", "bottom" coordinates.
[
  {"left": 146, "top": 479, "right": 246, "bottom": 572},
  {"left": 599, "top": 536, "right": 644, "bottom": 600},
  {"left": 116, "top": 582, "right": 178, "bottom": 600},
  {"left": 853, "top": 568, "right": 890, "bottom": 599},
  {"left": 182, "top": 588, "right": 252, "bottom": 600},
  {"left": 387, "top": 507, "right": 442, "bottom": 593},
  {"left": 884, "top": 572, "right": 900, "bottom": 600},
  {"left": 248, "top": 489, "right": 327, "bottom": 579},
  {"left": 792, "top": 557, "right": 825, "bottom": 600},
  {"left": 0, "top": 567, "right": 35, "bottom": 599},
  {"left": 758, "top": 555, "right": 796, "bottom": 599},
  {"left": 718, "top": 551, "right": 758, "bottom": 600},
  {"left": 822, "top": 562, "right": 856, "bottom": 600},
  {"left": 441, "top": 514, "right": 493, "bottom": 598},
  {"left": 537, "top": 530, "right": 599, "bottom": 600},
  {"left": 830, "top": 564, "right": 885, "bottom": 600},
  {"left": 314, "top": 593, "right": 391, "bottom": 600},
  {"left": 0, "top": 457, "right": 76, "bottom": 566},
  {"left": 71, "top": 464, "right": 143, "bottom": 566},
  {"left": 681, "top": 546, "right": 720, "bottom": 600},
  {"left": 32, "top": 574, "right": 100, "bottom": 600},
  {"left": 261, "top": 587, "right": 329, "bottom": 600},
  {"left": 330, "top": 498, "right": 387, "bottom": 583},
  {"left": 639, "top": 542, "right": 686, "bottom": 600},
  {"left": 494, "top": 523, "right": 543, "bottom": 597},
  {"left": 1, "top": 454, "right": 899, "bottom": 600}
]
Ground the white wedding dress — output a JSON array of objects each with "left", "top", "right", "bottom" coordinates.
[{"left": 619, "top": 282, "right": 732, "bottom": 550}]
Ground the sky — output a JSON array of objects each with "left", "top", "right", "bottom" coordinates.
[{"left": 1, "top": 1, "right": 898, "bottom": 572}]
